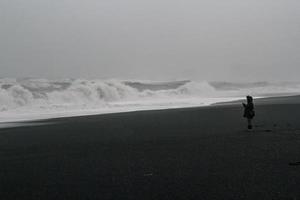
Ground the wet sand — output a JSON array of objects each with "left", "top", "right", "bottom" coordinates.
[{"left": 1, "top": 96, "right": 300, "bottom": 199}]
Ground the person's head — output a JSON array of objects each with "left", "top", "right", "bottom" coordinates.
[{"left": 247, "top": 95, "right": 253, "bottom": 103}]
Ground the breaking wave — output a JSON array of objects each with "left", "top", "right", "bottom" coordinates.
[
  {"left": 0, "top": 79, "right": 212, "bottom": 110},
  {"left": 0, "top": 78, "right": 300, "bottom": 122}
]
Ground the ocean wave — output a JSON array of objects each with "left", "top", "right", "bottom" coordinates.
[
  {"left": 0, "top": 78, "right": 299, "bottom": 122},
  {"left": 0, "top": 79, "right": 217, "bottom": 110}
]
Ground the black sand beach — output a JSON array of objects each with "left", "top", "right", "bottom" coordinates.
[{"left": 1, "top": 96, "right": 300, "bottom": 200}]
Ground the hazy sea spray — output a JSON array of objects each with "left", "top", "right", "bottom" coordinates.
[
  {"left": 0, "top": 78, "right": 300, "bottom": 122},
  {"left": 0, "top": 79, "right": 214, "bottom": 110}
]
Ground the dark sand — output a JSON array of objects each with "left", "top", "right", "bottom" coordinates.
[{"left": 1, "top": 96, "right": 300, "bottom": 200}]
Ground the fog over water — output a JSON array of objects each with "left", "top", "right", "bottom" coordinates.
[
  {"left": 1, "top": 0, "right": 300, "bottom": 122},
  {"left": 1, "top": 0, "right": 300, "bottom": 81}
]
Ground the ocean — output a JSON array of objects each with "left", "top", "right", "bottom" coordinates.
[{"left": 0, "top": 78, "right": 299, "bottom": 122}]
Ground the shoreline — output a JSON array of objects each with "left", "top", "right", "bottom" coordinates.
[
  {"left": 0, "top": 96, "right": 243, "bottom": 124},
  {"left": 1, "top": 94, "right": 299, "bottom": 126},
  {"left": 214, "top": 94, "right": 300, "bottom": 106}
]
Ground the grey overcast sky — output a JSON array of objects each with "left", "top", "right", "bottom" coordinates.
[{"left": 0, "top": 0, "right": 299, "bottom": 81}]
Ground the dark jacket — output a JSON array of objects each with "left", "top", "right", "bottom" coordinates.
[{"left": 243, "top": 102, "right": 255, "bottom": 119}]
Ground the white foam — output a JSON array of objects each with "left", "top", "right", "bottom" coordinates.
[
  {"left": 0, "top": 78, "right": 299, "bottom": 123},
  {"left": 0, "top": 97, "right": 243, "bottom": 123}
]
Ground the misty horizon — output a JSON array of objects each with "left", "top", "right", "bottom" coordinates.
[{"left": 1, "top": 0, "right": 300, "bottom": 81}]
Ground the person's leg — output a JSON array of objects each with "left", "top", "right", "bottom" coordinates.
[{"left": 247, "top": 118, "right": 252, "bottom": 129}]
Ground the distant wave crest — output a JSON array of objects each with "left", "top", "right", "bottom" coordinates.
[
  {"left": 0, "top": 79, "right": 216, "bottom": 110},
  {"left": 0, "top": 78, "right": 299, "bottom": 122}
]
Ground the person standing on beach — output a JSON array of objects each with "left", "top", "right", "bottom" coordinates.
[{"left": 243, "top": 96, "right": 255, "bottom": 129}]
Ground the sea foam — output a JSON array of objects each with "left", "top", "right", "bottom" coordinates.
[{"left": 0, "top": 78, "right": 299, "bottom": 123}]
